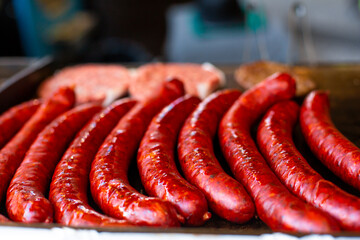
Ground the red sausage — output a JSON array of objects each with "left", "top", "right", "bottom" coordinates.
[
  {"left": 0, "top": 99, "right": 41, "bottom": 149},
  {"left": 90, "top": 79, "right": 184, "bottom": 227},
  {"left": 6, "top": 102, "right": 101, "bottom": 223},
  {"left": 258, "top": 100, "right": 360, "bottom": 231},
  {"left": 0, "top": 87, "right": 75, "bottom": 203},
  {"left": 0, "top": 214, "right": 9, "bottom": 223},
  {"left": 137, "top": 95, "right": 210, "bottom": 226},
  {"left": 300, "top": 91, "right": 360, "bottom": 191},
  {"left": 178, "top": 89, "right": 255, "bottom": 224},
  {"left": 218, "top": 73, "right": 340, "bottom": 233},
  {"left": 50, "top": 99, "right": 136, "bottom": 227}
]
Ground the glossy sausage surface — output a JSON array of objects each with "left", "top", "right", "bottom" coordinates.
[
  {"left": 90, "top": 79, "right": 184, "bottom": 227},
  {"left": 6, "top": 102, "right": 101, "bottom": 223},
  {"left": 0, "top": 99, "right": 41, "bottom": 149},
  {"left": 258, "top": 100, "right": 360, "bottom": 231},
  {"left": 178, "top": 89, "right": 255, "bottom": 224},
  {"left": 218, "top": 73, "right": 339, "bottom": 233},
  {"left": 300, "top": 90, "right": 360, "bottom": 191},
  {"left": 138, "top": 95, "right": 210, "bottom": 226},
  {"left": 0, "top": 87, "right": 75, "bottom": 203},
  {"left": 50, "top": 99, "right": 136, "bottom": 227}
]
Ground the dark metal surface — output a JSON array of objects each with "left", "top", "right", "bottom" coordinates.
[
  {"left": 0, "top": 57, "right": 54, "bottom": 112},
  {"left": 0, "top": 62, "right": 359, "bottom": 235}
]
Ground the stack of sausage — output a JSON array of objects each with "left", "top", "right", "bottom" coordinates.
[{"left": 0, "top": 64, "right": 359, "bottom": 234}]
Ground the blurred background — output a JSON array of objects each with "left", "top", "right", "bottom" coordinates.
[{"left": 1, "top": 0, "right": 360, "bottom": 64}]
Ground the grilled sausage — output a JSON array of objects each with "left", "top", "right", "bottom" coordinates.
[
  {"left": 0, "top": 99, "right": 41, "bottom": 149},
  {"left": 178, "top": 89, "right": 255, "bottom": 224},
  {"left": 218, "top": 73, "right": 340, "bottom": 233},
  {"left": 6, "top": 103, "right": 101, "bottom": 223},
  {"left": 137, "top": 95, "right": 211, "bottom": 226},
  {"left": 0, "top": 87, "right": 75, "bottom": 203},
  {"left": 50, "top": 99, "right": 136, "bottom": 227},
  {"left": 300, "top": 90, "right": 360, "bottom": 191},
  {"left": 90, "top": 79, "right": 184, "bottom": 227},
  {"left": 258, "top": 100, "right": 360, "bottom": 231}
]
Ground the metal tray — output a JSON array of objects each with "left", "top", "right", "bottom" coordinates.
[
  {"left": 0, "top": 60, "right": 360, "bottom": 237},
  {"left": 0, "top": 57, "right": 54, "bottom": 112}
]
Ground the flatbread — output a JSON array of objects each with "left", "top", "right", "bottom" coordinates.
[{"left": 235, "top": 61, "right": 315, "bottom": 96}]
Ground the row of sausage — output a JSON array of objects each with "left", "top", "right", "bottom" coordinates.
[{"left": 0, "top": 73, "right": 359, "bottom": 233}]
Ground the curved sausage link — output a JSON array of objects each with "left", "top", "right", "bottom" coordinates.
[
  {"left": 138, "top": 95, "right": 210, "bottom": 226},
  {"left": 0, "top": 87, "right": 75, "bottom": 203},
  {"left": 0, "top": 99, "right": 41, "bottom": 149},
  {"left": 90, "top": 79, "right": 184, "bottom": 227},
  {"left": 50, "top": 99, "right": 136, "bottom": 227},
  {"left": 218, "top": 73, "right": 340, "bottom": 233},
  {"left": 178, "top": 89, "right": 255, "bottom": 224},
  {"left": 6, "top": 102, "right": 102, "bottom": 223},
  {"left": 258, "top": 100, "right": 360, "bottom": 231},
  {"left": 300, "top": 90, "right": 360, "bottom": 191}
]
